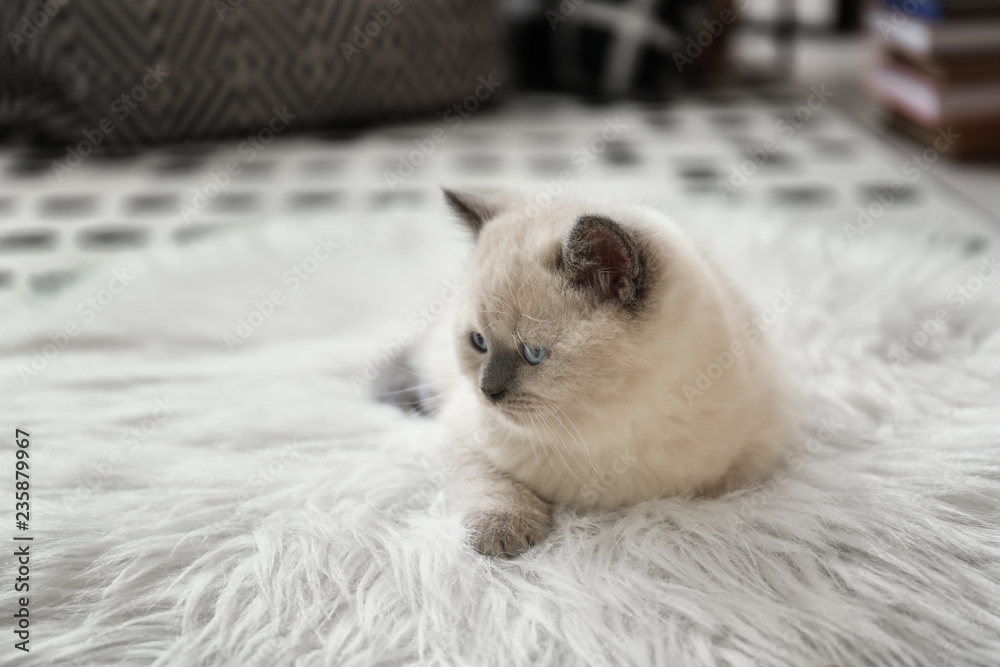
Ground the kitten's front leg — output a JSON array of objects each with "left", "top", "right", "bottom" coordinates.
[{"left": 452, "top": 451, "right": 552, "bottom": 558}]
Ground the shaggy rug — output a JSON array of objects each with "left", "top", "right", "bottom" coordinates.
[{"left": 2, "top": 197, "right": 1000, "bottom": 667}]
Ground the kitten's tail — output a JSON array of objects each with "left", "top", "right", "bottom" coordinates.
[{"left": 370, "top": 349, "right": 434, "bottom": 415}]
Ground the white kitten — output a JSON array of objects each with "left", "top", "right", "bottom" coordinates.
[{"left": 379, "top": 190, "right": 791, "bottom": 557}]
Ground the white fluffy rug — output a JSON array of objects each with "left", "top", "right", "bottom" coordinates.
[{"left": 3, "top": 199, "right": 1000, "bottom": 666}]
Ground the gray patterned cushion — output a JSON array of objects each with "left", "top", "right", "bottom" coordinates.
[{"left": 0, "top": 0, "right": 507, "bottom": 144}]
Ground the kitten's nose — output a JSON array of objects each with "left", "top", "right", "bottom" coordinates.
[
  {"left": 480, "top": 350, "right": 518, "bottom": 403},
  {"left": 481, "top": 385, "right": 506, "bottom": 403}
]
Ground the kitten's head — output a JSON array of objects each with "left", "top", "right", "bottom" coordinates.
[{"left": 444, "top": 188, "right": 667, "bottom": 424}]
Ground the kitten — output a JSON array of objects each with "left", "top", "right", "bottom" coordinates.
[{"left": 377, "top": 189, "right": 791, "bottom": 557}]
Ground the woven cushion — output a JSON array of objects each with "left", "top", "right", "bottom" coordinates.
[{"left": 0, "top": 0, "right": 507, "bottom": 144}]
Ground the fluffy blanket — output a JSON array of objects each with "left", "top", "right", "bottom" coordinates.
[{"left": 2, "top": 200, "right": 999, "bottom": 666}]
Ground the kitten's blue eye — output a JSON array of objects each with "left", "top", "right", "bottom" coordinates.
[
  {"left": 471, "top": 332, "right": 488, "bottom": 352},
  {"left": 520, "top": 343, "right": 548, "bottom": 366}
]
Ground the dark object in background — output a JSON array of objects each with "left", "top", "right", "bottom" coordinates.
[
  {"left": 888, "top": 110, "right": 1000, "bottom": 159},
  {"left": 0, "top": 0, "right": 507, "bottom": 145},
  {"left": 865, "top": 0, "right": 1000, "bottom": 159},
  {"left": 835, "top": 0, "right": 862, "bottom": 31},
  {"left": 504, "top": 0, "right": 734, "bottom": 100}
]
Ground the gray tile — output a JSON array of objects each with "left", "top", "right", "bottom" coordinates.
[
  {"left": 300, "top": 157, "right": 345, "bottom": 176},
  {"left": 455, "top": 154, "right": 503, "bottom": 173},
  {"left": 30, "top": 269, "right": 76, "bottom": 293},
  {"left": 0, "top": 230, "right": 57, "bottom": 251},
  {"left": 39, "top": 195, "right": 99, "bottom": 218},
  {"left": 175, "top": 224, "right": 227, "bottom": 244},
  {"left": 677, "top": 165, "right": 720, "bottom": 180},
  {"left": 78, "top": 226, "right": 148, "bottom": 250},
  {"left": 371, "top": 190, "right": 422, "bottom": 209},
  {"left": 125, "top": 193, "right": 180, "bottom": 215},
  {"left": 289, "top": 191, "right": 342, "bottom": 210},
  {"left": 857, "top": 182, "right": 919, "bottom": 206},
  {"left": 529, "top": 155, "right": 570, "bottom": 174},
  {"left": 210, "top": 192, "right": 258, "bottom": 213},
  {"left": 602, "top": 144, "right": 641, "bottom": 166},
  {"left": 154, "top": 155, "right": 207, "bottom": 174},
  {"left": 771, "top": 184, "right": 836, "bottom": 206}
]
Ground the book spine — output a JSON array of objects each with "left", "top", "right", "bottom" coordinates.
[{"left": 884, "top": 0, "right": 944, "bottom": 22}]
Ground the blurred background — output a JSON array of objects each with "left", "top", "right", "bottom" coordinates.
[
  {"left": 4, "top": 5, "right": 1000, "bottom": 662},
  {"left": 0, "top": 0, "right": 998, "bottom": 299}
]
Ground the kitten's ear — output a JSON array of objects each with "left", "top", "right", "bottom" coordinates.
[
  {"left": 560, "top": 215, "right": 646, "bottom": 310},
  {"left": 442, "top": 188, "right": 499, "bottom": 237}
]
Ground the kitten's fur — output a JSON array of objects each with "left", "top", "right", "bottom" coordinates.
[{"left": 382, "top": 190, "right": 790, "bottom": 557}]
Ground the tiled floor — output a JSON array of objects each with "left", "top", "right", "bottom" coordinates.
[
  {"left": 0, "top": 79, "right": 995, "bottom": 306},
  {"left": 764, "top": 32, "right": 1000, "bottom": 224}
]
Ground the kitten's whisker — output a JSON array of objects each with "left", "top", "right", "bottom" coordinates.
[
  {"left": 537, "top": 396, "right": 603, "bottom": 480},
  {"left": 512, "top": 325, "right": 525, "bottom": 349},
  {"left": 531, "top": 409, "right": 587, "bottom": 489},
  {"left": 540, "top": 397, "right": 588, "bottom": 455},
  {"left": 530, "top": 413, "right": 574, "bottom": 486},
  {"left": 502, "top": 271, "right": 519, "bottom": 314},
  {"left": 371, "top": 381, "right": 440, "bottom": 397},
  {"left": 483, "top": 316, "right": 507, "bottom": 332}
]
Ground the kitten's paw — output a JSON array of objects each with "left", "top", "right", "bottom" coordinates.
[{"left": 465, "top": 506, "right": 551, "bottom": 558}]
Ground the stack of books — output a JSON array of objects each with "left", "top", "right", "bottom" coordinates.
[{"left": 865, "top": 0, "right": 1000, "bottom": 158}]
